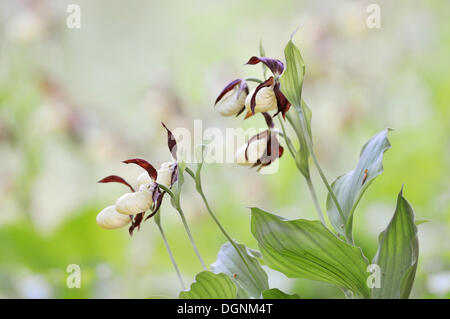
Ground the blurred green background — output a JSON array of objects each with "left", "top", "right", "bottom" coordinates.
[{"left": 0, "top": 0, "right": 449, "bottom": 298}]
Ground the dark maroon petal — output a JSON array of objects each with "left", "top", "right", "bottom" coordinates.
[
  {"left": 255, "top": 133, "right": 284, "bottom": 169},
  {"left": 161, "top": 122, "right": 178, "bottom": 161},
  {"left": 123, "top": 158, "right": 157, "bottom": 181},
  {"left": 245, "top": 57, "right": 285, "bottom": 76},
  {"left": 235, "top": 106, "right": 246, "bottom": 117},
  {"left": 273, "top": 82, "right": 291, "bottom": 119},
  {"left": 215, "top": 79, "right": 241, "bottom": 105},
  {"left": 250, "top": 77, "right": 274, "bottom": 114},
  {"left": 129, "top": 212, "right": 144, "bottom": 236},
  {"left": 98, "top": 175, "right": 135, "bottom": 192},
  {"left": 262, "top": 112, "right": 274, "bottom": 129}
]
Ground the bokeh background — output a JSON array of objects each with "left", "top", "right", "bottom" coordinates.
[{"left": 0, "top": 0, "right": 449, "bottom": 298}]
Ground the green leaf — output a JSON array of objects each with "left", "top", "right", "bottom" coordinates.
[
  {"left": 415, "top": 219, "right": 430, "bottom": 225},
  {"left": 372, "top": 189, "right": 419, "bottom": 299},
  {"left": 280, "top": 40, "right": 305, "bottom": 109},
  {"left": 179, "top": 271, "right": 237, "bottom": 299},
  {"left": 280, "top": 40, "right": 312, "bottom": 178},
  {"left": 262, "top": 288, "right": 301, "bottom": 299},
  {"left": 211, "top": 242, "right": 269, "bottom": 299},
  {"left": 251, "top": 207, "right": 370, "bottom": 298},
  {"left": 326, "top": 129, "right": 392, "bottom": 238}
]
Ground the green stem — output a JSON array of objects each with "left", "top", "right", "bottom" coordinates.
[
  {"left": 244, "top": 77, "right": 263, "bottom": 84},
  {"left": 177, "top": 206, "right": 207, "bottom": 270},
  {"left": 156, "top": 221, "right": 186, "bottom": 290},
  {"left": 279, "top": 114, "right": 327, "bottom": 227},
  {"left": 185, "top": 167, "right": 258, "bottom": 281},
  {"left": 296, "top": 107, "right": 352, "bottom": 243},
  {"left": 158, "top": 184, "right": 207, "bottom": 270},
  {"left": 305, "top": 175, "right": 326, "bottom": 226}
]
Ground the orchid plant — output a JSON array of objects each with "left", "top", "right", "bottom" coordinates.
[{"left": 96, "top": 37, "right": 421, "bottom": 299}]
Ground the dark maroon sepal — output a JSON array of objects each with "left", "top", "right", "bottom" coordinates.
[
  {"left": 161, "top": 122, "right": 178, "bottom": 161},
  {"left": 245, "top": 56, "right": 285, "bottom": 76},
  {"left": 98, "top": 175, "right": 135, "bottom": 192},
  {"left": 273, "top": 82, "right": 291, "bottom": 119},
  {"left": 123, "top": 158, "right": 158, "bottom": 181}
]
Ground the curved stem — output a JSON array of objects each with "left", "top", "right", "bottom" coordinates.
[
  {"left": 177, "top": 206, "right": 207, "bottom": 270},
  {"left": 158, "top": 184, "right": 207, "bottom": 270},
  {"left": 185, "top": 167, "right": 258, "bottom": 281},
  {"left": 279, "top": 114, "right": 327, "bottom": 227},
  {"left": 156, "top": 222, "right": 186, "bottom": 290},
  {"left": 297, "top": 108, "right": 352, "bottom": 243},
  {"left": 244, "top": 77, "right": 263, "bottom": 84}
]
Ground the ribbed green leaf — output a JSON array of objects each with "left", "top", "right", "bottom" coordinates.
[
  {"left": 251, "top": 207, "right": 370, "bottom": 298},
  {"left": 179, "top": 271, "right": 237, "bottom": 299},
  {"left": 211, "top": 242, "right": 269, "bottom": 298},
  {"left": 280, "top": 40, "right": 305, "bottom": 108},
  {"left": 327, "top": 129, "right": 392, "bottom": 238},
  {"left": 262, "top": 288, "right": 301, "bottom": 299},
  {"left": 372, "top": 189, "right": 419, "bottom": 299},
  {"left": 280, "top": 40, "right": 312, "bottom": 178}
]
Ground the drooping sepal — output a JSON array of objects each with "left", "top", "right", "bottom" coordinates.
[
  {"left": 123, "top": 158, "right": 158, "bottom": 181},
  {"left": 98, "top": 175, "right": 135, "bottom": 192},
  {"left": 246, "top": 56, "right": 285, "bottom": 76}
]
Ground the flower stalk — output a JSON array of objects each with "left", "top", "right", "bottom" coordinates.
[
  {"left": 158, "top": 184, "right": 207, "bottom": 270},
  {"left": 184, "top": 166, "right": 260, "bottom": 284},
  {"left": 154, "top": 216, "right": 186, "bottom": 290}
]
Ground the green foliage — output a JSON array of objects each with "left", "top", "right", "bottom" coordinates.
[
  {"left": 211, "top": 242, "right": 269, "bottom": 298},
  {"left": 251, "top": 207, "right": 370, "bottom": 298},
  {"left": 179, "top": 271, "right": 237, "bottom": 299},
  {"left": 372, "top": 189, "right": 419, "bottom": 299},
  {"left": 262, "top": 288, "right": 301, "bottom": 299},
  {"left": 326, "top": 129, "right": 392, "bottom": 239}
]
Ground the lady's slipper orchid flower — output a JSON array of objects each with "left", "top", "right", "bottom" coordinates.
[
  {"left": 97, "top": 160, "right": 161, "bottom": 235},
  {"left": 244, "top": 78, "right": 277, "bottom": 114},
  {"left": 244, "top": 57, "right": 291, "bottom": 119},
  {"left": 96, "top": 205, "right": 131, "bottom": 229},
  {"left": 235, "top": 113, "right": 284, "bottom": 169},
  {"left": 214, "top": 79, "right": 248, "bottom": 117},
  {"left": 96, "top": 122, "right": 179, "bottom": 235}
]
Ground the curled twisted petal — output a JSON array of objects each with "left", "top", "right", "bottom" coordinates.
[
  {"left": 128, "top": 212, "right": 144, "bottom": 236},
  {"left": 161, "top": 122, "right": 178, "bottom": 160},
  {"left": 273, "top": 82, "right": 291, "bottom": 119},
  {"left": 98, "top": 175, "right": 135, "bottom": 192}
]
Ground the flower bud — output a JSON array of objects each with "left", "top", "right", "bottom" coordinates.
[
  {"left": 245, "top": 86, "right": 277, "bottom": 114},
  {"left": 216, "top": 87, "right": 247, "bottom": 116},
  {"left": 96, "top": 205, "right": 131, "bottom": 229},
  {"left": 115, "top": 186, "right": 153, "bottom": 215},
  {"left": 156, "top": 161, "right": 177, "bottom": 187}
]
